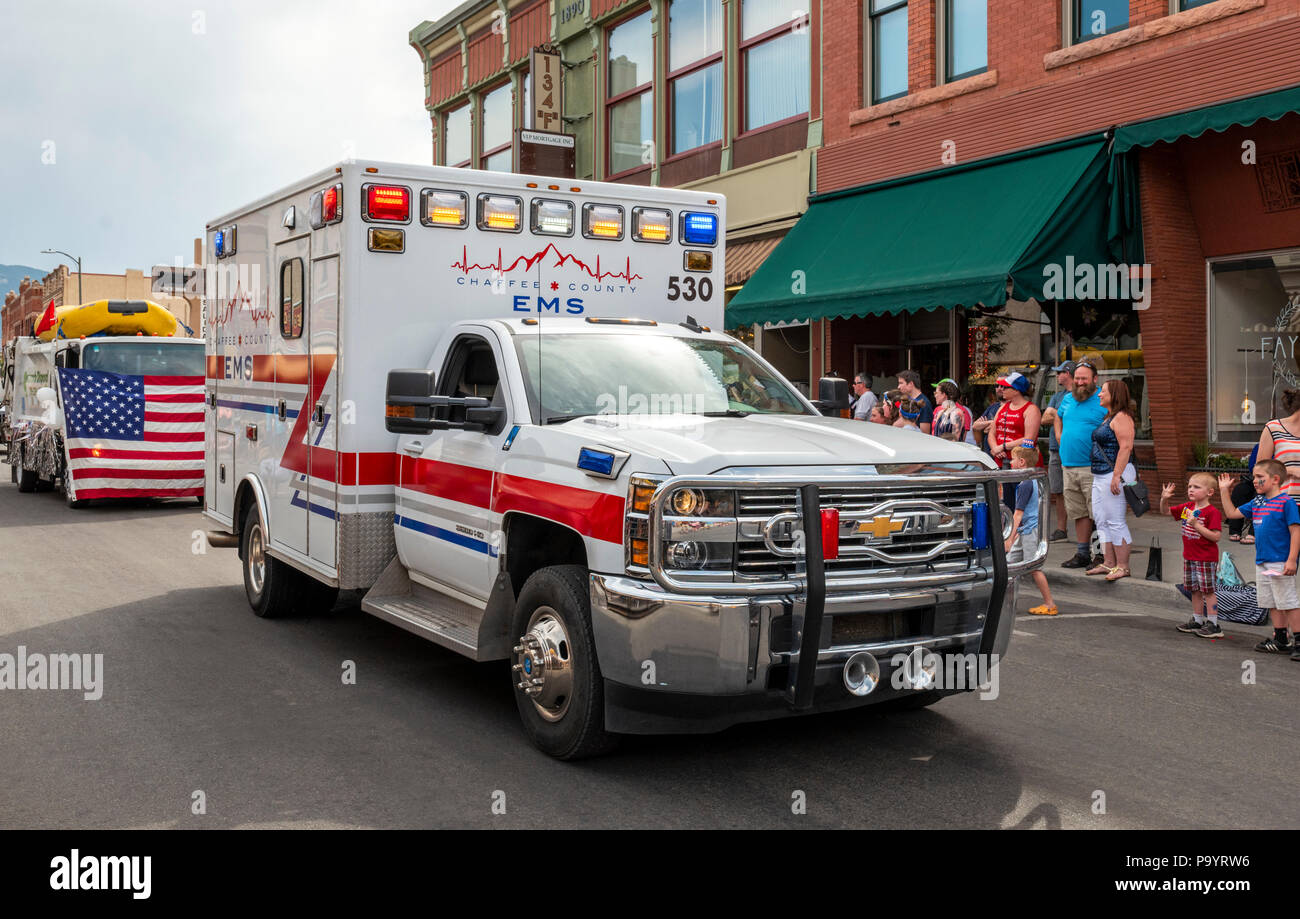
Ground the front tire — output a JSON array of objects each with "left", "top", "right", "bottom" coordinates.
[
  {"left": 17, "top": 455, "right": 37, "bottom": 493},
  {"left": 511, "top": 565, "right": 616, "bottom": 760}
]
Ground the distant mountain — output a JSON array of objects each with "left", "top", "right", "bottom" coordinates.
[{"left": 0, "top": 264, "right": 50, "bottom": 295}]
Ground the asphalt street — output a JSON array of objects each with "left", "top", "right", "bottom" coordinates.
[{"left": 1, "top": 461, "right": 1296, "bottom": 830}]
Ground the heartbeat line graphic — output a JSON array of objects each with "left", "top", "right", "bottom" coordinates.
[
  {"left": 216, "top": 284, "right": 273, "bottom": 325},
  {"left": 453, "top": 243, "right": 643, "bottom": 283}
]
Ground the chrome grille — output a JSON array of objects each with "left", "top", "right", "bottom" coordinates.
[{"left": 736, "top": 482, "right": 979, "bottom": 577}]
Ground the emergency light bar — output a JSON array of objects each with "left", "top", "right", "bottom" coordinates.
[
  {"left": 531, "top": 199, "right": 574, "bottom": 236},
  {"left": 362, "top": 184, "right": 411, "bottom": 223},
  {"left": 583, "top": 203, "right": 624, "bottom": 240},
  {"left": 477, "top": 194, "right": 522, "bottom": 232},
  {"left": 421, "top": 189, "right": 468, "bottom": 227},
  {"left": 681, "top": 212, "right": 718, "bottom": 246},
  {"left": 632, "top": 207, "right": 671, "bottom": 244},
  {"left": 309, "top": 183, "right": 344, "bottom": 229}
]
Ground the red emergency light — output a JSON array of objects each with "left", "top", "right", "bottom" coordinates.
[
  {"left": 363, "top": 184, "right": 411, "bottom": 223},
  {"left": 821, "top": 508, "right": 840, "bottom": 560},
  {"left": 322, "top": 185, "right": 340, "bottom": 222}
]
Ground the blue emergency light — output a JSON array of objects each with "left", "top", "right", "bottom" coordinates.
[
  {"left": 214, "top": 230, "right": 225, "bottom": 258},
  {"left": 681, "top": 212, "right": 718, "bottom": 246},
  {"left": 577, "top": 447, "right": 616, "bottom": 477},
  {"left": 971, "top": 502, "right": 990, "bottom": 550}
]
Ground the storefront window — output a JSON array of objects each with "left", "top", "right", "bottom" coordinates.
[
  {"left": 1210, "top": 250, "right": 1300, "bottom": 443},
  {"left": 1055, "top": 301, "right": 1151, "bottom": 439}
]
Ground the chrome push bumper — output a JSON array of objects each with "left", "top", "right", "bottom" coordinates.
[{"left": 589, "top": 468, "right": 1046, "bottom": 734}]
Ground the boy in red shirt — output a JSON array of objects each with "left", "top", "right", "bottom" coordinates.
[{"left": 1159, "top": 473, "right": 1224, "bottom": 638}]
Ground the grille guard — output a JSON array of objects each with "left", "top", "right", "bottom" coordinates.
[{"left": 645, "top": 468, "right": 1048, "bottom": 710}]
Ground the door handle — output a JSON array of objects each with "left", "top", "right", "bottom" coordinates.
[
  {"left": 277, "top": 399, "right": 287, "bottom": 421},
  {"left": 313, "top": 403, "right": 325, "bottom": 426},
  {"left": 400, "top": 441, "right": 424, "bottom": 456}
]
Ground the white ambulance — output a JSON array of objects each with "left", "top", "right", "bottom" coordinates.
[{"left": 203, "top": 160, "right": 1045, "bottom": 758}]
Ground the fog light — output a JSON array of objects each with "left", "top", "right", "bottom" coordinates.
[{"left": 667, "top": 541, "right": 706, "bottom": 569}]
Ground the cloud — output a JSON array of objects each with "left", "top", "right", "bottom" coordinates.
[{"left": 0, "top": 0, "right": 454, "bottom": 274}]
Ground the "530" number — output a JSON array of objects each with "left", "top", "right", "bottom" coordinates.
[{"left": 666, "top": 275, "right": 713, "bottom": 302}]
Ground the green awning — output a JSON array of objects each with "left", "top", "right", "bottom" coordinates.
[
  {"left": 726, "top": 135, "right": 1134, "bottom": 326},
  {"left": 1113, "top": 83, "right": 1300, "bottom": 153}
]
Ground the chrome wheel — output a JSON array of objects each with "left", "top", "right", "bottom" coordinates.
[
  {"left": 512, "top": 607, "right": 573, "bottom": 722},
  {"left": 247, "top": 521, "right": 266, "bottom": 597}
]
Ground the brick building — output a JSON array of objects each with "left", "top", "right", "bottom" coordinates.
[
  {"left": 2, "top": 266, "right": 196, "bottom": 347},
  {"left": 728, "top": 0, "right": 1300, "bottom": 486},
  {"left": 408, "top": 0, "right": 1300, "bottom": 482},
  {"left": 410, "top": 0, "right": 825, "bottom": 391}
]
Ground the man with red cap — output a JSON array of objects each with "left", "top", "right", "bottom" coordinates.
[{"left": 989, "top": 371, "right": 1041, "bottom": 509}]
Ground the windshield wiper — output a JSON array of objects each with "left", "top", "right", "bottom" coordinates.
[
  {"left": 542, "top": 413, "right": 593, "bottom": 425},
  {"left": 699, "top": 409, "right": 752, "bottom": 418}
]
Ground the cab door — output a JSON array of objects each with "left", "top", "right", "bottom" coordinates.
[{"left": 395, "top": 334, "right": 510, "bottom": 601}]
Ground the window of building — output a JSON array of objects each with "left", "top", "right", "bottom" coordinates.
[
  {"left": 444, "top": 104, "right": 471, "bottom": 168},
  {"left": 480, "top": 82, "right": 513, "bottom": 172},
  {"left": 1178, "top": 0, "right": 1217, "bottom": 9},
  {"left": 1071, "top": 0, "right": 1128, "bottom": 44},
  {"left": 943, "top": 0, "right": 987, "bottom": 82},
  {"left": 866, "top": 0, "right": 908, "bottom": 105},
  {"left": 740, "top": 0, "right": 810, "bottom": 131},
  {"left": 1209, "top": 250, "right": 1300, "bottom": 443},
  {"left": 668, "top": 0, "right": 723, "bottom": 155},
  {"left": 606, "top": 9, "right": 654, "bottom": 176}
]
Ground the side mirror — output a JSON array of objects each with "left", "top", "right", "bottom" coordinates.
[
  {"left": 813, "top": 376, "right": 849, "bottom": 415},
  {"left": 36, "top": 386, "right": 57, "bottom": 405},
  {"left": 385, "top": 369, "right": 437, "bottom": 434}
]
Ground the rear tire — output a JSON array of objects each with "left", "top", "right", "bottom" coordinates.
[
  {"left": 240, "top": 508, "right": 298, "bottom": 619},
  {"left": 17, "top": 457, "right": 37, "bottom": 493},
  {"left": 510, "top": 565, "right": 616, "bottom": 760}
]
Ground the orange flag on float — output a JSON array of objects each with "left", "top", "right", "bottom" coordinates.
[{"left": 34, "top": 299, "right": 57, "bottom": 337}]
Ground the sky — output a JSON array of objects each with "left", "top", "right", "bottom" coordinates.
[{"left": 0, "top": 0, "right": 458, "bottom": 276}]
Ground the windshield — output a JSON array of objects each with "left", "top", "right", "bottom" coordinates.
[
  {"left": 513, "top": 332, "right": 810, "bottom": 423},
  {"left": 80, "top": 342, "right": 205, "bottom": 376}
]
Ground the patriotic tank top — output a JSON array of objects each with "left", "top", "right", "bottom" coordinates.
[
  {"left": 1266, "top": 419, "right": 1300, "bottom": 498},
  {"left": 994, "top": 401, "right": 1029, "bottom": 467}
]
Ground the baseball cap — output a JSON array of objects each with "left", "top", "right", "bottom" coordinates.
[
  {"left": 1050, "top": 360, "right": 1077, "bottom": 374},
  {"left": 995, "top": 371, "right": 1031, "bottom": 394}
]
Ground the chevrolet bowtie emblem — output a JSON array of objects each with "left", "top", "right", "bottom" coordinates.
[{"left": 858, "top": 515, "right": 906, "bottom": 540}]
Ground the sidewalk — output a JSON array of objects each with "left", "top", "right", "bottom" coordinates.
[{"left": 1039, "top": 507, "right": 1260, "bottom": 615}]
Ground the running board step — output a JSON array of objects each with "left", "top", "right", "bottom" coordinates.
[{"left": 361, "top": 558, "right": 488, "bottom": 660}]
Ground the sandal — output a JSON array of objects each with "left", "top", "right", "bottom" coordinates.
[
  {"left": 1229, "top": 534, "right": 1241, "bottom": 542},
  {"left": 1105, "top": 567, "right": 1130, "bottom": 581},
  {"left": 1028, "top": 604, "right": 1059, "bottom": 616},
  {"left": 1242, "top": 535, "right": 1255, "bottom": 545},
  {"left": 1085, "top": 564, "right": 1113, "bottom": 576}
]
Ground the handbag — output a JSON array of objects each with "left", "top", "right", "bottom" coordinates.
[{"left": 1123, "top": 479, "right": 1151, "bottom": 517}]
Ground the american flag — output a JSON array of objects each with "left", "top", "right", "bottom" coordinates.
[{"left": 57, "top": 368, "right": 205, "bottom": 499}]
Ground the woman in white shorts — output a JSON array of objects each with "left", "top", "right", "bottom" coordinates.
[{"left": 1088, "top": 380, "right": 1137, "bottom": 581}]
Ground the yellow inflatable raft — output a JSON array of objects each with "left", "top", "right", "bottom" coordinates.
[
  {"left": 35, "top": 305, "right": 82, "bottom": 341},
  {"left": 48, "top": 300, "right": 180, "bottom": 341}
]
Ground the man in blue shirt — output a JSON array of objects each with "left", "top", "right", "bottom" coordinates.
[
  {"left": 1054, "top": 361, "right": 1107, "bottom": 568},
  {"left": 1039, "top": 360, "right": 1076, "bottom": 541}
]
